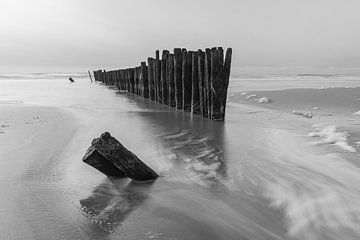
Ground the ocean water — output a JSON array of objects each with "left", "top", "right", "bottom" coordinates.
[{"left": 0, "top": 70, "right": 360, "bottom": 240}]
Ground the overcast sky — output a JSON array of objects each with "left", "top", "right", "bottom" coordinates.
[{"left": 1, "top": 0, "right": 360, "bottom": 72}]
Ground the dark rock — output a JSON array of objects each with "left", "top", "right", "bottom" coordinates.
[
  {"left": 83, "top": 132, "right": 159, "bottom": 181},
  {"left": 69, "top": 77, "right": 75, "bottom": 82}
]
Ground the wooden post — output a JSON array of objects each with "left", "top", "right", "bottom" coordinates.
[
  {"left": 141, "top": 62, "right": 148, "bottom": 98},
  {"left": 218, "top": 48, "right": 232, "bottom": 120},
  {"left": 125, "top": 69, "right": 129, "bottom": 92},
  {"left": 130, "top": 68, "right": 136, "bottom": 93},
  {"left": 203, "top": 49, "right": 211, "bottom": 118},
  {"left": 161, "top": 50, "right": 169, "bottom": 105},
  {"left": 156, "top": 50, "right": 160, "bottom": 60},
  {"left": 210, "top": 47, "right": 223, "bottom": 120},
  {"left": 136, "top": 66, "right": 141, "bottom": 95},
  {"left": 183, "top": 51, "right": 193, "bottom": 112},
  {"left": 191, "top": 51, "right": 200, "bottom": 114},
  {"left": 88, "top": 70, "right": 93, "bottom": 82},
  {"left": 115, "top": 70, "right": 119, "bottom": 89},
  {"left": 211, "top": 48, "right": 221, "bottom": 119},
  {"left": 134, "top": 67, "right": 138, "bottom": 94},
  {"left": 154, "top": 59, "right": 161, "bottom": 103},
  {"left": 138, "top": 66, "right": 142, "bottom": 95},
  {"left": 181, "top": 49, "right": 191, "bottom": 112},
  {"left": 197, "top": 50, "right": 204, "bottom": 116},
  {"left": 174, "top": 48, "right": 182, "bottom": 109},
  {"left": 167, "top": 54, "right": 175, "bottom": 107},
  {"left": 121, "top": 69, "right": 126, "bottom": 90},
  {"left": 147, "top": 58, "right": 155, "bottom": 100},
  {"left": 152, "top": 60, "right": 157, "bottom": 101},
  {"left": 103, "top": 70, "right": 107, "bottom": 84}
]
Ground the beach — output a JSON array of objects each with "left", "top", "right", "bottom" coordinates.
[{"left": 0, "top": 71, "right": 360, "bottom": 239}]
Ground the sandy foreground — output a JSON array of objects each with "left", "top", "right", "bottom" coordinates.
[
  {"left": 0, "top": 106, "right": 83, "bottom": 239},
  {"left": 0, "top": 103, "right": 286, "bottom": 240},
  {"left": 1, "top": 80, "right": 360, "bottom": 240}
]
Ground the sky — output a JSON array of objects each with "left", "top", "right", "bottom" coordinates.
[{"left": 1, "top": 0, "right": 360, "bottom": 72}]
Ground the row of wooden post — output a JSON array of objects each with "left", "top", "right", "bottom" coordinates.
[{"left": 93, "top": 47, "right": 232, "bottom": 120}]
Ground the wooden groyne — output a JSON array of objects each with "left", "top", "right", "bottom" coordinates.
[{"left": 93, "top": 47, "right": 232, "bottom": 120}]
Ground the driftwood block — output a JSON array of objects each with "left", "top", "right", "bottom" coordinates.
[{"left": 83, "top": 132, "right": 159, "bottom": 181}]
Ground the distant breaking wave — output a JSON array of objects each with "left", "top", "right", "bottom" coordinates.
[{"left": 0, "top": 72, "right": 89, "bottom": 80}]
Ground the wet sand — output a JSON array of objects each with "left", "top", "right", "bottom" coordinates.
[
  {"left": 1, "top": 78, "right": 360, "bottom": 239},
  {"left": 0, "top": 106, "right": 83, "bottom": 239}
]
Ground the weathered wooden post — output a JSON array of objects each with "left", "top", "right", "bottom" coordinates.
[
  {"left": 115, "top": 70, "right": 120, "bottom": 89},
  {"left": 130, "top": 68, "right": 135, "bottom": 93},
  {"left": 167, "top": 54, "right": 175, "bottom": 107},
  {"left": 161, "top": 50, "right": 169, "bottom": 105},
  {"left": 217, "top": 48, "right": 232, "bottom": 119},
  {"left": 141, "top": 62, "right": 149, "bottom": 98},
  {"left": 182, "top": 50, "right": 192, "bottom": 112},
  {"left": 156, "top": 50, "right": 160, "bottom": 60},
  {"left": 154, "top": 51, "right": 160, "bottom": 101},
  {"left": 88, "top": 70, "right": 93, "bottom": 82},
  {"left": 174, "top": 48, "right": 183, "bottom": 109},
  {"left": 137, "top": 66, "right": 141, "bottom": 95},
  {"left": 197, "top": 50, "right": 205, "bottom": 116},
  {"left": 210, "top": 47, "right": 223, "bottom": 120},
  {"left": 134, "top": 67, "right": 138, "bottom": 94},
  {"left": 103, "top": 70, "right": 107, "bottom": 84},
  {"left": 152, "top": 61, "right": 156, "bottom": 100},
  {"left": 181, "top": 48, "right": 191, "bottom": 111},
  {"left": 203, "top": 49, "right": 211, "bottom": 118},
  {"left": 148, "top": 58, "right": 155, "bottom": 100},
  {"left": 125, "top": 69, "right": 130, "bottom": 92},
  {"left": 155, "top": 59, "right": 161, "bottom": 103},
  {"left": 120, "top": 70, "right": 125, "bottom": 90},
  {"left": 191, "top": 51, "right": 200, "bottom": 114}
]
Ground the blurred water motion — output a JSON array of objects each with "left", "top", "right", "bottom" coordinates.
[{"left": 1, "top": 74, "right": 360, "bottom": 239}]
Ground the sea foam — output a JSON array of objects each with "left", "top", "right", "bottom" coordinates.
[{"left": 308, "top": 125, "right": 356, "bottom": 152}]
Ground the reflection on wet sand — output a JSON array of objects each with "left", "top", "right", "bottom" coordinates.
[
  {"left": 80, "top": 178, "right": 153, "bottom": 232},
  {"left": 122, "top": 91, "right": 229, "bottom": 186}
]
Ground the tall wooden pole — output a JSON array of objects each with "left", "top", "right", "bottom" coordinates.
[
  {"left": 174, "top": 48, "right": 183, "bottom": 109},
  {"left": 167, "top": 54, "right": 175, "bottom": 107},
  {"left": 211, "top": 47, "right": 223, "bottom": 120},
  {"left": 191, "top": 51, "right": 200, "bottom": 114},
  {"left": 182, "top": 49, "right": 192, "bottom": 112},
  {"left": 197, "top": 50, "right": 205, "bottom": 116},
  {"left": 141, "top": 62, "right": 149, "bottom": 98},
  {"left": 203, "top": 48, "right": 211, "bottom": 118},
  {"left": 147, "top": 58, "right": 155, "bottom": 100},
  {"left": 161, "top": 50, "right": 169, "bottom": 105}
]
